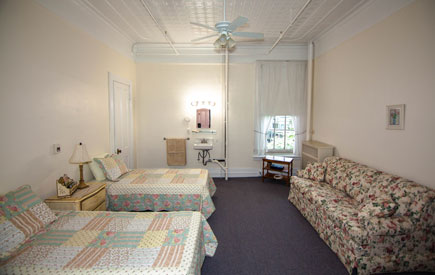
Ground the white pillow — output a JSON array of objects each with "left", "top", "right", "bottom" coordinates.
[{"left": 88, "top": 153, "right": 109, "bottom": 181}]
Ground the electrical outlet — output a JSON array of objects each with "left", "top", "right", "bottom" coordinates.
[{"left": 53, "top": 144, "right": 61, "bottom": 154}]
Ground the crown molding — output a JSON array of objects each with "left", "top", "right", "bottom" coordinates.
[
  {"left": 133, "top": 43, "right": 308, "bottom": 63},
  {"left": 313, "top": 0, "right": 414, "bottom": 58}
]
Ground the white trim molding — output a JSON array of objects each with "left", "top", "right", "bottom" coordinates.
[
  {"left": 133, "top": 44, "right": 308, "bottom": 63},
  {"left": 208, "top": 167, "right": 298, "bottom": 178},
  {"left": 313, "top": 0, "right": 414, "bottom": 57},
  {"left": 208, "top": 168, "right": 260, "bottom": 178},
  {"left": 108, "top": 72, "right": 134, "bottom": 168}
]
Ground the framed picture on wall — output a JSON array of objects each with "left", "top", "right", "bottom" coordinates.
[{"left": 386, "top": 104, "right": 405, "bottom": 130}]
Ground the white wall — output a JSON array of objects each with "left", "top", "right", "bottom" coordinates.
[
  {"left": 312, "top": 0, "right": 435, "bottom": 188},
  {"left": 135, "top": 63, "right": 264, "bottom": 177},
  {"left": 0, "top": 0, "right": 136, "bottom": 197},
  {"left": 136, "top": 61, "right": 303, "bottom": 177}
]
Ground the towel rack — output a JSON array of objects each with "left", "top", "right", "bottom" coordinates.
[{"left": 163, "top": 137, "right": 190, "bottom": 140}]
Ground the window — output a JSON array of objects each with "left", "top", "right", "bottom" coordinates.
[{"left": 266, "top": 115, "right": 295, "bottom": 153}]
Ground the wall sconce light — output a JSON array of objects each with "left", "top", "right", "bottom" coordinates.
[{"left": 191, "top": 100, "right": 216, "bottom": 107}]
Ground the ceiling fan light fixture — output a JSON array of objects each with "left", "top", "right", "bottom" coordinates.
[
  {"left": 213, "top": 39, "right": 222, "bottom": 48},
  {"left": 218, "top": 33, "right": 227, "bottom": 45},
  {"left": 214, "top": 33, "right": 228, "bottom": 48},
  {"left": 227, "top": 37, "right": 236, "bottom": 49}
]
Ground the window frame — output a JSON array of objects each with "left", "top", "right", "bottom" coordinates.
[{"left": 265, "top": 115, "right": 295, "bottom": 154}]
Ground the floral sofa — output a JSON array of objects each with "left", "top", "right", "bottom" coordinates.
[{"left": 288, "top": 157, "right": 434, "bottom": 274}]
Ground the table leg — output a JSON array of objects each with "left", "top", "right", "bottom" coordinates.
[
  {"left": 287, "top": 163, "right": 290, "bottom": 186},
  {"left": 262, "top": 160, "right": 265, "bottom": 182}
]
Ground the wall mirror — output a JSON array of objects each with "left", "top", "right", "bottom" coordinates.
[{"left": 196, "top": 108, "right": 211, "bottom": 128}]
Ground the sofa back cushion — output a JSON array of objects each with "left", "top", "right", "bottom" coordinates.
[
  {"left": 324, "top": 157, "right": 357, "bottom": 189},
  {"left": 300, "top": 162, "right": 327, "bottom": 182},
  {"left": 324, "top": 157, "right": 434, "bottom": 223},
  {"left": 341, "top": 166, "right": 382, "bottom": 203},
  {"left": 359, "top": 194, "right": 398, "bottom": 218},
  {"left": 0, "top": 185, "right": 57, "bottom": 258},
  {"left": 365, "top": 173, "right": 434, "bottom": 222}
]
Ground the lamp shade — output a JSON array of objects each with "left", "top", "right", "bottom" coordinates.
[{"left": 69, "top": 142, "right": 91, "bottom": 164}]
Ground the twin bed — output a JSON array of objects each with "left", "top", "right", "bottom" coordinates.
[
  {"left": 102, "top": 168, "right": 216, "bottom": 219},
  {"left": 0, "top": 164, "right": 218, "bottom": 274},
  {"left": 0, "top": 210, "right": 217, "bottom": 274}
]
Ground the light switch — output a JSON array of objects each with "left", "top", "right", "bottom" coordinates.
[{"left": 53, "top": 144, "right": 61, "bottom": 154}]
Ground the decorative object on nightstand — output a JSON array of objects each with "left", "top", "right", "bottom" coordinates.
[
  {"left": 45, "top": 182, "right": 106, "bottom": 211},
  {"left": 56, "top": 174, "right": 78, "bottom": 198},
  {"left": 69, "top": 142, "right": 91, "bottom": 189},
  {"left": 301, "top": 140, "right": 334, "bottom": 169}
]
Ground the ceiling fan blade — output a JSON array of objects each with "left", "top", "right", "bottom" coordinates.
[
  {"left": 228, "top": 16, "right": 249, "bottom": 31},
  {"left": 232, "top": 32, "right": 264, "bottom": 39},
  {"left": 190, "top": 22, "right": 217, "bottom": 31},
  {"left": 191, "top": 34, "right": 219, "bottom": 42}
]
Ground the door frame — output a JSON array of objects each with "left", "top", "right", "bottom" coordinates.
[{"left": 108, "top": 72, "right": 134, "bottom": 167}]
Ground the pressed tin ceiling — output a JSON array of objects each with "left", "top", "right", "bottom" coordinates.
[
  {"left": 40, "top": 0, "right": 365, "bottom": 44},
  {"left": 35, "top": 0, "right": 370, "bottom": 59}
]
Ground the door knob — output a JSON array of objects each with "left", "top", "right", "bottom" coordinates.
[{"left": 116, "top": 148, "right": 122, "bottom": 154}]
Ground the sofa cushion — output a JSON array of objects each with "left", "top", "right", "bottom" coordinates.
[
  {"left": 324, "top": 157, "right": 358, "bottom": 189},
  {"left": 359, "top": 195, "right": 398, "bottom": 218},
  {"left": 367, "top": 173, "right": 435, "bottom": 221},
  {"left": 360, "top": 215, "right": 414, "bottom": 236},
  {"left": 341, "top": 166, "right": 382, "bottom": 203},
  {"left": 292, "top": 177, "right": 367, "bottom": 244},
  {"left": 389, "top": 180, "right": 434, "bottom": 220},
  {"left": 300, "top": 162, "right": 327, "bottom": 182}
]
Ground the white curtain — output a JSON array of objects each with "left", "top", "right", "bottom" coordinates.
[{"left": 254, "top": 61, "right": 307, "bottom": 156}]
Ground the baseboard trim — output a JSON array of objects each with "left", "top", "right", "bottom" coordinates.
[
  {"left": 208, "top": 167, "right": 298, "bottom": 178},
  {"left": 207, "top": 168, "right": 260, "bottom": 178}
]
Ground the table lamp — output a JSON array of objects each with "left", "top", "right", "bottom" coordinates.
[{"left": 69, "top": 142, "right": 91, "bottom": 189}]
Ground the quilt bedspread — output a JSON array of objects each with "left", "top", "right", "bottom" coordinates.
[
  {"left": 106, "top": 169, "right": 216, "bottom": 219},
  {"left": 0, "top": 211, "right": 217, "bottom": 275}
]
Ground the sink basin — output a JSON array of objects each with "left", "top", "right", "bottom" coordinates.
[{"left": 193, "top": 143, "right": 213, "bottom": 150}]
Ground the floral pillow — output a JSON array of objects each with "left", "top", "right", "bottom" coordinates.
[
  {"left": 95, "top": 155, "right": 129, "bottom": 181},
  {"left": 89, "top": 153, "right": 109, "bottom": 181},
  {"left": 359, "top": 195, "right": 398, "bottom": 218},
  {"left": 0, "top": 185, "right": 57, "bottom": 258},
  {"left": 299, "top": 162, "right": 327, "bottom": 182}
]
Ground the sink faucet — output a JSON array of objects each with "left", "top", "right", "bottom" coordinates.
[{"left": 201, "top": 138, "right": 207, "bottom": 144}]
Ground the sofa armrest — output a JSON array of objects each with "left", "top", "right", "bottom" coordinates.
[{"left": 361, "top": 215, "right": 414, "bottom": 236}]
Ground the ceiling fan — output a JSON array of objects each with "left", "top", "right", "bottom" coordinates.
[{"left": 190, "top": 0, "right": 264, "bottom": 48}]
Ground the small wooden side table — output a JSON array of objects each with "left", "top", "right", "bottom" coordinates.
[
  {"left": 45, "top": 182, "right": 106, "bottom": 211},
  {"left": 262, "top": 155, "right": 293, "bottom": 185}
]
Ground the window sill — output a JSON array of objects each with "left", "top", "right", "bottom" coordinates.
[{"left": 253, "top": 154, "right": 300, "bottom": 160}]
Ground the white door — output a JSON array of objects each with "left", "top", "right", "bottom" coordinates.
[{"left": 109, "top": 72, "right": 133, "bottom": 168}]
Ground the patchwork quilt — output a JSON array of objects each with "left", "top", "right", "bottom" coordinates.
[
  {"left": 105, "top": 169, "right": 217, "bottom": 219},
  {"left": 0, "top": 211, "right": 217, "bottom": 274}
]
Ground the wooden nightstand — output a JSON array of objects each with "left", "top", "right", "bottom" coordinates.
[{"left": 45, "top": 182, "right": 106, "bottom": 211}]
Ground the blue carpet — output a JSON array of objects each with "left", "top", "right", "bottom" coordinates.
[{"left": 202, "top": 177, "right": 433, "bottom": 275}]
